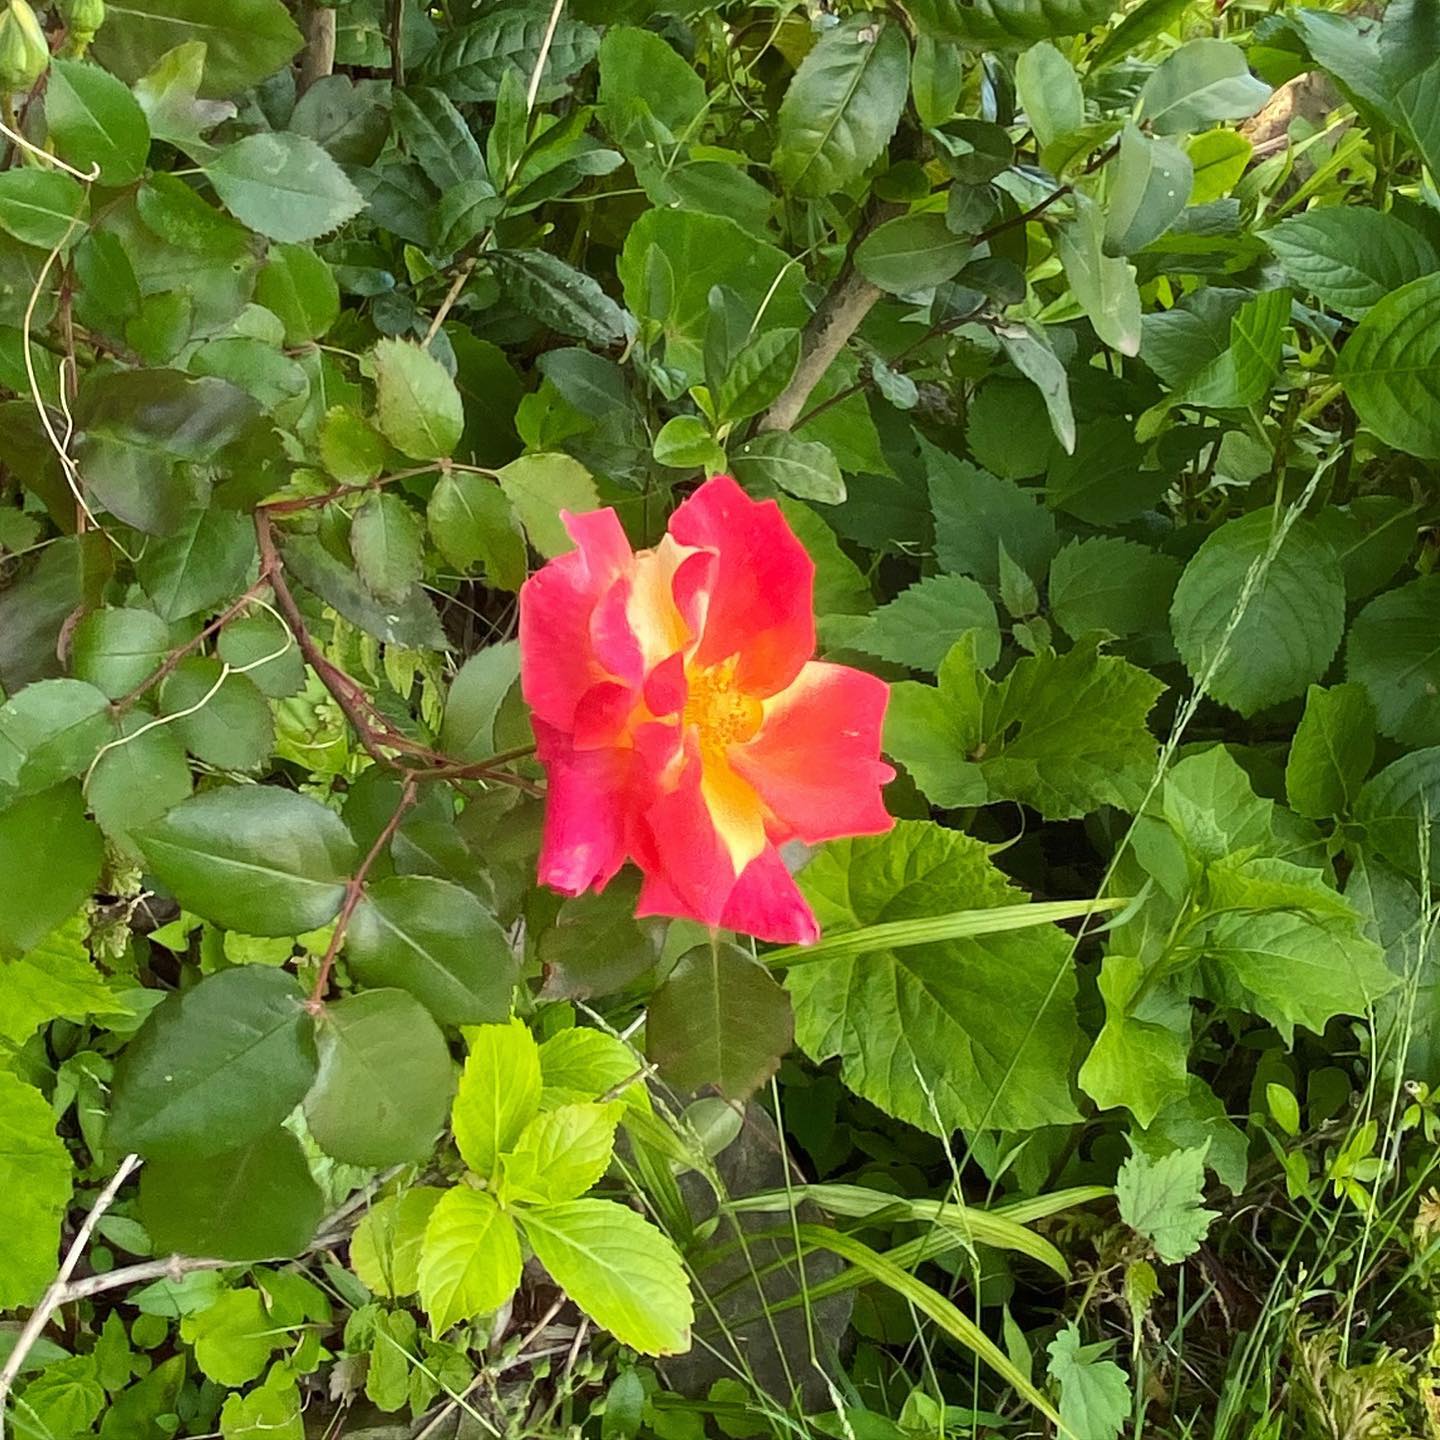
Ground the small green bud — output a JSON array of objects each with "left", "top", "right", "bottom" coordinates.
[
  {"left": 0, "top": 0, "right": 49, "bottom": 91},
  {"left": 58, "top": 0, "right": 102, "bottom": 53}
]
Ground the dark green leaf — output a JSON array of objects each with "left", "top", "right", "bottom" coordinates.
[
  {"left": 490, "top": 249, "right": 628, "bottom": 346},
  {"left": 1285, "top": 683, "right": 1376, "bottom": 820},
  {"left": 137, "top": 503, "right": 256, "bottom": 622},
  {"left": 0, "top": 678, "right": 112, "bottom": 794},
  {"left": 392, "top": 87, "right": 486, "bottom": 191},
  {"left": 428, "top": 471, "right": 527, "bottom": 589},
  {"left": 108, "top": 966, "right": 318, "bottom": 1158},
  {"left": 350, "top": 492, "right": 425, "bottom": 604},
  {"left": 1338, "top": 273, "right": 1440, "bottom": 458},
  {"left": 1266, "top": 208, "right": 1436, "bottom": 319},
  {"left": 422, "top": 7, "right": 598, "bottom": 103},
  {"left": 851, "top": 574, "right": 1000, "bottom": 672},
  {"left": 45, "top": 60, "right": 151, "bottom": 187},
  {"left": 714, "top": 329, "right": 801, "bottom": 424},
  {"left": 856, "top": 213, "right": 972, "bottom": 294},
  {"left": 0, "top": 170, "right": 88, "bottom": 250},
  {"left": 1139, "top": 39, "right": 1271, "bottom": 134},
  {"left": 71, "top": 607, "right": 170, "bottom": 700},
  {"left": 1049, "top": 537, "right": 1181, "bottom": 640},
  {"left": 255, "top": 242, "right": 340, "bottom": 344},
  {"left": 909, "top": 0, "right": 1119, "bottom": 45},
  {"left": 159, "top": 657, "right": 274, "bottom": 771},
  {"left": 0, "top": 783, "right": 103, "bottom": 958},
  {"left": 1346, "top": 575, "right": 1440, "bottom": 746}
]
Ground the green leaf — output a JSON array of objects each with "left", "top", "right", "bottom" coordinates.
[
  {"left": 1139, "top": 39, "right": 1270, "bottom": 135},
  {"left": 519, "top": 1200, "right": 692, "bottom": 1356},
  {"left": 1015, "top": 41, "right": 1083, "bottom": 148},
  {"left": 0, "top": 1071, "right": 72, "bottom": 1308},
  {"left": 204, "top": 132, "right": 363, "bottom": 243},
  {"left": 911, "top": 32, "right": 963, "bottom": 126},
  {"left": 773, "top": 13, "right": 909, "bottom": 198},
  {"left": 220, "top": 1373, "right": 303, "bottom": 1440},
  {"left": 136, "top": 786, "right": 357, "bottom": 936},
  {"left": 598, "top": 26, "right": 706, "bottom": 147},
  {"left": 16, "top": 1355, "right": 106, "bottom": 1438},
  {"left": 179, "top": 1290, "right": 279, "bottom": 1385},
  {"left": 909, "top": 0, "right": 1118, "bottom": 44},
  {"left": 350, "top": 1187, "right": 443, "bottom": 1298},
  {"left": 428, "top": 471, "right": 527, "bottom": 589},
  {"left": 1170, "top": 512, "right": 1345, "bottom": 715},
  {"left": 856, "top": 213, "right": 972, "bottom": 294},
  {"left": 1201, "top": 910, "right": 1397, "bottom": 1042},
  {"left": 71, "top": 607, "right": 171, "bottom": 700},
  {"left": 1115, "top": 1144, "right": 1216, "bottom": 1263},
  {"left": 0, "top": 783, "right": 103, "bottom": 958},
  {"left": 130, "top": 40, "right": 238, "bottom": 149},
  {"left": 998, "top": 321, "right": 1076, "bottom": 452},
  {"left": 1266, "top": 209, "right": 1436, "bottom": 319},
  {"left": 255, "top": 243, "right": 340, "bottom": 344},
  {"left": 422, "top": 8, "right": 597, "bottom": 104},
  {"left": 92, "top": 0, "right": 302, "bottom": 98},
  {"left": 1134, "top": 1078, "right": 1247, "bottom": 1195},
  {"left": 1046, "top": 1325, "right": 1130, "bottom": 1440},
  {"left": 108, "top": 966, "right": 317, "bottom": 1159},
  {"left": 318, "top": 408, "right": 386, "bottom": 485},
  {"left": 1346, "top": 575, "right": 1440, "bottom": 746},
  {"left": 350, "top": 492, "right": 425, "bottom": 605},
  {"left": 1339, "top": 273, "right": 1440, "bottom": 458},
  {"left": 730, "top": 431, "right": 845, "bottom": 504},
  {"left": 439, "top": 643, "right": 519, "bottom": 761},
  {"left": 927, "top": 442, "right": 1056, "bottom": 585},
  {"left": 305, "top": 989, "right": 453, "bottom": 1167},
  {"left": 0, "top": 170, "right": 88, "bottom": 250},
  {"left": 0, "top": 916, "right": 130, "bottom": 1044},
  {"left": 418, "top": 1188, "right": 522, "bottom": 1335},
  {"left": 1049, "top": 537, "right": 1181, "bottom": 641},
  {"left": 452, "top": 1017, "right": 540, "bottom": 1179},
  {"left": 1078, "top": 954, "right": 1190, "bottom": 1126},
  {"left": 886, "top": 638, "right": 1163, "bottom": 818},
  {"left": 347, "top": 874, "right": 519, "bottom": 1025},
  {"left": 370, "top": 337, "right": 464, "bottom": 461},
  {"left": 849, "top": 574, "right": 1000, "bottom": 672},
  {"left": 787, "top": 821, "right": 1082, "bottom": 1133},
  {"left": 714, "top": 328, "right": 801, "bottom": 423},
  {"left": 1057, "top": 194, "right": 1141, "bottom": 355},
  {"left": 1103, "top": 123, "right": 1192, "bottom": 256},
  {"left": 216, "top": 612, "right": 304, "bottom": 699},
  {"left": 497, "top": 452, "right": 600, "bottom": 558},
  {"left": 137, "top": 502, "right": 256, "bottom": 621},
  {"left": 647, "top": 942, "right": 794, "bottom": 1101},
  {"left": 1186, "top": 129, "right": 1251, "bottom": 202},
  {"left": 87, "top": 716, "right": 193, "bottom": 855},
  {"left": 1143, "top": 287, "right": 1287, "bottom": 409},
  {"left": 140, "top": 1128, "right": 324, "bottom": 1260},
  {"left": 159, "top": 657, "right": 274, "bottom": 771},
  {"left": 0, "top": 678, "right": 112, "bottom": 794},
  {"left": 503, "top": 1101, "right": 621, "bottom": 1205},
  {"left": 489, "top": 249, "right": 628, "bottom": 347},
  {"left": 45, "top": 60, "right": 151, "bottom": 187},
  {"left": 392, "top": 87, "right": 486, "bottom": 192},
  {"left": 536, "top": 878, "right": 666, "bottom": 1001},
  {"left": 1285, "top": 683, "right": 1376, "bottom": 820},
  {"left": 1356, "top": 748, "right": 1440, "bottom": 880},
  {"left": 540, "top": 1028, "right": 647, "bottom": 1108}
]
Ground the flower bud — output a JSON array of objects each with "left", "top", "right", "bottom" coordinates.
[
  {"left": 0, "top": 0, "right": 49, "bottom": 92},
  {"left": 59, "top": 0, "right": 103, "bottom": 52}
]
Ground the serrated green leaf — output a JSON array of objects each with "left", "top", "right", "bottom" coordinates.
[
  {"left": 350, "top": 492, "right": 425, "bottom": 605},
  {"left": 731, "top": 431, "right": 845, "bottom": 504},
  {"left": 452, "top": 1017, "right": 541, "bottom": 1180},
  {"left": 204, "top": 132, "right": 363, "bottom": 243},
  {"left": 1115, "top": 1145, "right": 1216, "bottom": 1263},
  {"left": 1286, "top": 682, "right": 1376, "bottom": 819},
  {"left": 45, "top": 60, "right": 151, "bottom": 187},
  {"left": 370, "top": 338, "right": 464, "bottom": 461},
  {"left": 714, "top": 328, "right": 800, "bottom": 423},
  {"left": 0, "top": 1071, "right": 73, "bottom": 1308},
  {"left": 1266, "top": 208, "right": 1436, "bottom": 319},
  {"left": 850, "top": 573, "right": 1000, "bottom": 672},
  {"left": 418, "top": 1188, "right": 522, "bottom": 1335},
  {"left": 350, "top": 1187, "right": 443, "bottom": 1298},
  {"left": 503, "top": 1102, "right": 621, "bottom": 1205},
  {"left": 497, "top": 452, "right": 599, "bottom": 557},
  {"left": 856, "top": 213, "right": 972, "bottom": 294},
  {"left": 1339, "top": 273, "right": 1440, "bottom": 458},
  {"left": 1016, "top": 41, "right": 1083, "bottom": 148},
  {"left": 1049, "top": 537, "right": 1181, "bottom": 641},
  {"left": 1046, "top": 1324, "right": 1130, "bottom": 1440},
  {"left": 909, "top": 0, "right": 1119, "bottom": 45}
]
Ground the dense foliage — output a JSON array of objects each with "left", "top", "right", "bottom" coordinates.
[{"left": 3, "top": 0, "right": 1440, "bottom": 1435}]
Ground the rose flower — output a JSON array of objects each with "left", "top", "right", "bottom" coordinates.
[{"left": 519, "top": 475, "right": 893, "bottom": 945}]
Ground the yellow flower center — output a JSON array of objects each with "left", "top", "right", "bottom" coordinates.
[{"left": 683, "top": 658, "right": 763, "bottom": 753}]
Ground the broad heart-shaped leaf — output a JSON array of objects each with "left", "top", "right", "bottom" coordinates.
[
  {"left": 886, "top": 637, "right": 1163, "bottom": 819},
  {"left": 908, "top": 0, "right": 1118, "bottom": 44},
  {"left": 203, "top": 133, "right": 363, "bottom": 243},
  {"left": 1103, "top": 123, "right": 1192, "bottom": 256},
  {"left": 1078, "top": 954, "right": 1190, "bottom": 1127},
  {"left": 1339, "top": 273, "right": 1440, "bottom": 458},
  {"left": 139, "top": 1128, "right": 324, "bottom": 1260},
  {"left": 370, "top": 338, "right": 464, "bottom": 461},
  {"left": 0, "top": 1071, "right": 72, "bottom": 1308},
  {"left": 136, "top": 787, "right": 357, "bottom": 936},
  {"left": 1048, "top": 537, "right": 1181, "bottom": 642},
  {"left": 497, "top": 453, "right": 600, "bottom": 558},
  {"left": 519, "top": 1200, "right": 693, "bottom": 1356},
  {"left": 1057, "top": 195, "right": 1141, "bottom": 356},
  {"left": 646, "top": 942, "right": 794, "bottom": 1101},
  {"left": 502, "top": 1102, "right": 621, "bottom": 1205},
  {"left": 428, "top": 471, "right": 528, "bottom": 589},
  {"left": 1347, "top": 575, "right": 1440, "bottom": 746},
  {"left": 1265, "top": 208, "right": 1436, "bottom": 319},
  {"left": 1115, "top": 1145, "right": 1216, "bottom": 1264},
  {"left": 729, "top": 432, "right": 845, "bottom": 504},
  {"left": 92, "top": 0, "right": 302, "bottom": 98},
  {"left": 304, "top": 989, "right": 453, "bottom": 1167},
  {"left": 0, "top": 678, "right": 111, "bottom": 794},
  {"left": 350, "top": 492, "right": 425, "bottom": 604},
  {"left": 0, "top": 783, "right": 104, "bottom": 958},
  {"left": 44, "top": 60, "right": 151, "bottom": 187},
  {"left": 856, "top": 213, "right": 971, "bottom": 295},
  {"left": 108, "top": 966, "right": 317, "bottom": 1159},
  {"left": 346, "top": 874, "right": 519, "bottom": 1024},
  {"left": 850, "top": 573, "right": 1000, "bottom": 673},
  {"left": 1170, "top": 511, "right": 1345, "bottom": 716},
  {"left": 1200, "top": 910, "right": 1397, "bottom": 1043},
  {"left": 773, "top": 13, "right": 909, "bottom": 198},
  {"left": 349, "top": 1187, "right": 443, "bottom": 1298},
  {"left": 1046, "top": 1325, "right": 1131, "bottom": 1440},
  {"left": 787, "top": 821, "right": 1083, "bottom": 1134},
  {"left": 1139, "top": 39, "right": 1270, "bottom": 134},
  {"left": 453, "top": 1018, "right": 541, "bottom": 1180},
  {"left": 418, "top": 1189, "right": 522, "bottom": 1336},
  {"left": 0, "top": 170, "right": 89, "bottom": 250},
  {"left": 1286, "top": 683, "right": 1377, "bottom": 820}
]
